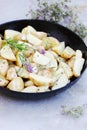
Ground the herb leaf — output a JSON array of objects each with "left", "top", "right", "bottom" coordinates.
[
  {"left": 6, "top": 38, "right": 28, "bottom": 51},
  {"left": 61, "top": 105, "right": 84, "bottom": 118},
  {"left": 26, "top": 0, "right": 87, "bottom": 40},
  {"left": 18, "top": 53, "right": 27, "bottom": 63}
]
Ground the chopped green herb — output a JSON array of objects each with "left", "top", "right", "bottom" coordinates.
[{"left": 6, "top": 38, "right": 28, "bottom": 51}]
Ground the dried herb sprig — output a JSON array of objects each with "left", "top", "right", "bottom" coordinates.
[
  {"left": 26, "top": 0, "right": 87, "bottom": 40},
  {"left": 61, "top": 104, "right": 87, "bottom": 118}
]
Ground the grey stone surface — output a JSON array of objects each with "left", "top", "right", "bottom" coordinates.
[{"left": 0, "top": 0, "right": 87, "bottom": 130}]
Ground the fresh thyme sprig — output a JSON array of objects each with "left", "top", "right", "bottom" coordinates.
[
  {"left": 6, "top": 38, "right": 28, "bottom": 51},
  {"left": 18, "top": 53, "right": 27, "bottom": 63},
  {"left": 26, "top": 0, "right": 87, "bottom": 40}
]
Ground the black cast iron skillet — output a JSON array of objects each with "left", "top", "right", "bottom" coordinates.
[{"left": 0, "top": 19, "right": 87, "bottom": 100}]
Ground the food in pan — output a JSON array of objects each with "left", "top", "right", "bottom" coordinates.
[{"left": 0, "top": 25, "right": 85, "bottom": 92}]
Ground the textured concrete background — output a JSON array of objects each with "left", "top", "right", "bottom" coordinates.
[
  {"left": 0, "top": 1, "right": 87, "bottom": 130},
  {"left": 0, "top": 0, "right": 87, "bottom": 26}
]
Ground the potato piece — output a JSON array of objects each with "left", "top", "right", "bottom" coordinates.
[
  {"left": 4, "top": 30, "right": 20, "bottom": 39},
  {"left": 38, "top": 69, "right": 54, "bottom": 78},
  {"left": 45, "top": 51, "right": 58, "bottom": 70},
  {"left": 22, "top": 25, "right": 37, "bottom": 35},
  {"left": 6, "top": 67, "right": 17, "bottom": 80},
  {"left": 49, "top": 58, "right": 57, "bottom": 70},
  {"left": 54, "top": 67, "right": 65, "bottom": 80},
  {"left": 57, "top": 56, "right": 66, "bottom": 63},
  {"left": 27, "top": 34, "right": 42, "bottom": 46},
  {"left": 45, "top": 51, "right": 55, "bottom": 59},
  {"left": 0, "top": 37, "right": 3, "bottom": 49},
  {"left": 0, "top": 75, "right": 9, "bottom": 87},
  {"left": 52, "top": 74, "right": 70, "bottom": 90},
  {"left": 76, "top": 50, "right": 82, "bottom": 59},
  {"left": 14, "top": 33, "right": 27, "bottom": 41},
  {"left": 37, "top": 86, "right": 50, "bottom": 92},
  {"left": 52, "top": 42, "right": 65, "bottom": 55},
  {"left": 28, "top": 55, "right": 33, "bottom": 63},
  {"left": 16, "top": 52, "right": 23, "bottom": 67},
  {"left": 36, "top": 32, "right": 47, "bottom": 39},
  {"left": 60, "top": 61, "right": 73, "bottom": 79},
  {"left": 0, "top": 45, "right": 16, "bottom": 61},
  {"left": 22, "top": 86, "right": 37, "bottom": 93},
  {"left": 23, "top": 46, "right": 34, "bottom": 57},
  {"left": 14, "top": 66, "right": 20, "bottom": 72},
  {"left": 17, "top": 68, "right": 29, "bottom": 79},
  {"left": 62, "top": 46, "right": 75, "bottom": 59},
  {"left": 73, "top": 58, "right": 85, "bottom": 77},
  {"left": 0, "top": 59, "right": 9, "bottom": 76},
  {"left": 7, "top": 77, "right": 24, "bottom": 91},
  {"left": 33, "top": 51, "right": 50, "bottom": 65},
  {"left": 42, "top": 37, "right": 60, "bottom": 49},
  {"left": 49, "top": 51, "right": 58, "bottom": 59},
  {"left": 67, "top": 56, "right": 75, "bottom": 70},
  {"left": 0, "top": 39, "right": 6, "bottom": 48},
  {"left": 29, "top": 73, "right": 55, "bottom": 86},
  {"left": 25, "top": 80, "right": 34, "bottom": 87},
  {"left": 22, "top": 26, "right": 47, "bottom": 39},
  {"left": 12, "top": 48, "right": 18, "bottom": 56}
]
